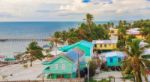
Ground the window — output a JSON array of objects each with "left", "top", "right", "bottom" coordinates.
[
  {"left": 110, "top": 58, "right": 113, "bottom": 63},
  {"left": 46, "top": 66, "right": 50, "bottom": 70},
  {"left": 62, "top": 64, "right": 65, "bottom": 70},
  {"left": 100, "top": 44, "right": 102, "bottom": 47},
  {"left": 48, "top": 66, "right": 51, "bottom": 69},
  {"left": 118, "top": 58, "right": 121, "bottom": 62},
  {"left": 94, "top": 44, "right": 97, "bottom": 48},
  {"left": 55, "top": 64, "right": 58, "bottom": 69},
  {"left": 104, "top": 44, "right": 107, "bottom": 47}
]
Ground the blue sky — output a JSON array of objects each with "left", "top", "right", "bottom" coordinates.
[{"left": 0, "top": 0, "right": 150, "bottom": 21}]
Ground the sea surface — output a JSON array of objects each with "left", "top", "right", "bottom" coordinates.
[{"left": 0, "top": 21, "right": 115, "bottom": 57}]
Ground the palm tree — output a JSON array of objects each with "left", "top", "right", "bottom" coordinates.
[
  {"left": 145, "top": 34, "right": 150, "bottom": 44},
  {"left": 117, "top": 20, "right": 128, "bottom": 50},
  {"left": 54, "top": 31, "right": 61, "bottom": 38},
  {"left": 85, "top": 13, "right": 93, "bottom": 33},
  {"left": 141, "top": 27, "right": 150, "bottom": 41},
  {"left": 26, "top": 41, "right": 44, "bottom": 67},
  {"left": 61, "top": 30, "right": 68, "bottom": 42},
  {"left": 48, "top": 37, "right": 63, "bottom": 55},
  {"left": 122, "top": 39, "right": 150, "bottom": 82},
  {"left": 52, "top": 14, "right": 109, "bottom": 43}
]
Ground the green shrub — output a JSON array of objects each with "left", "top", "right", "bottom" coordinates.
[{"left": 23, "top": 64, "right": 28, "bottom": 68}]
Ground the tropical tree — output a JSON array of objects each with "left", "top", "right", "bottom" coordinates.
[
  {"left": 26, "top": 41, "right": 44, "bottom": 67},
  {"left": 89, "top": 60, "right": 97, "bottom": 77},
  {"left": 61, "top": 30, "right": 68, "bottom": 42},
  {"left": 54, "top": 31, "right": 61, "bottom": 38},
  {"left": 117, "top": 20, "right": 130, "bottom": 50},
  {"left": 122, "top": 39, "right": 150, "bottom": 82},
  {"left": 145, "top": 34, "right": 150, "bottom": 44},
  {"left": 85, "top": 13, "right": 93, "bottom": 33},
  {"left": 53, "top": 13, "right": 109, "bottom": 43}
]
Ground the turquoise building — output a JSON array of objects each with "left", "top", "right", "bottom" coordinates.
[
  {"left": 100, "top": 51, "right": 126, "bottom": 67},
  {"left": 42, "top": 49, "right": 86, "bottom": 79}
]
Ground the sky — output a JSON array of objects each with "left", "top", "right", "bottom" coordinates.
[{"left": 0, "top": 0, "right": 150, "bottom": 21}]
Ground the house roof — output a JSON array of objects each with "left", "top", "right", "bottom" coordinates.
[
  {"left": 92, "top": 40, "right": 118, "bottom": 44},
  {"left": 59, "top": 40, "right": 93, "bottom": 56},
  {"left": 143, "top": 48, "right": 150, "bottom": 55},
  {"left": 66, "top": 48, "right": 84, "bottom": 62},
  {"left": 42, "top": 49, "right": 85, "bottom": 65},
  {"left": 100, "top": 51, "right": 127, "bottom": 58},
  {"left": 42, "top": 55, "right": 73, "bottom": 65},
  {"left": 139, "top": 41, "right": 149, "bottom": 48},
  {"left": 127, "top": 28, "right": 141, "bottom": 35}
]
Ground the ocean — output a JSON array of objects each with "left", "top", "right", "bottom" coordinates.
[{"left": 0, "top": 21, "right": 114, "bottom": 56}]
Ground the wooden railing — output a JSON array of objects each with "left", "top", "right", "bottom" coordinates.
[{"left": 0, "top": 79, "right": 85, "bottom": 82}]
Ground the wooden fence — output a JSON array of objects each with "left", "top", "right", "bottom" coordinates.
[{"left": 0, "top": 79, "right": 84, "bottom": 82}]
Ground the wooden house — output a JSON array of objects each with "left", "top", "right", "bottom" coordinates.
[{"left": 42, "top": 49, "right": 86, "bottom": 79}]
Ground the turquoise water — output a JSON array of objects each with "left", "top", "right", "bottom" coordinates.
[
  {"left": 0, "top": 22, "right": 81, "bottom": 39},
  {"left": 0, "top": 22, "right": 80, "bottom": 56},
  {"left": 0, "top": 21, "right": 115, "bottom": 56}
]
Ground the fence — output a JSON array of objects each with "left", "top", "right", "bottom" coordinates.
[{"left": 0, "top": 79, "right": 84, "bottom": 82}]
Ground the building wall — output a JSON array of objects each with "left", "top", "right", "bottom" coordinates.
[
  {"left": 46, "top": 57, "right": 74, "bottom": 74},
  {"left": 126, "top": 34, "right": 144, "bottom": 40},
  {"left": 135, "top": 35, "right": 144, "bottom": 39},
  {"left": 44, "top": 57, "right": 76, "bottom": 79},
  {"left": 47, "top": 73, "right": 76, "bottom": 79},
  {"left": 94, "top": 43, "right": 117, "bottom": 50},
  {"left": 106, "top": 57, "right": 122, "bottom": 67}
]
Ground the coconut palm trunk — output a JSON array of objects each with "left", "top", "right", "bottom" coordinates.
[{"left": 122, "top": 39, "right": 150, "bottom": 82}]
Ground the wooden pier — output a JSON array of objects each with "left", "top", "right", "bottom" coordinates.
[{"left": 0, "top": 38, "right": 48, "bottom": 42}]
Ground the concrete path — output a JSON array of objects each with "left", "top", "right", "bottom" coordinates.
[{"left": 93, "top": 71, "right": 132, "bottom": 82}]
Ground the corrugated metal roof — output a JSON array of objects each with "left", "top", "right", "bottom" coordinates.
[
  {"left": 92, "top": 40, "right": 118, "bottom": 44},
  {"left": 127, "top": 28, "right": 141, "bottom": 35},
  {"left": 143, "top": 48, "right": 150, "bottom": 55},
  {"left": 100, "top": 51, "right": 126, "bottom": 58},
  {"left": 66, "top": 49, "right": 84, "bottom": 62}
]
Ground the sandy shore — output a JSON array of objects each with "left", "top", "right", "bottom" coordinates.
[{"left": 0, "top": 60, "right": 44, "bottom": 81}]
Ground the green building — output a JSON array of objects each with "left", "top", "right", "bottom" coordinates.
[{"left": 42, "top": 49, "right": 86, "bottom": 79}]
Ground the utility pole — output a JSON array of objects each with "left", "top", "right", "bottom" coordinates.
[
  {"left": 87, "top": 63, "right": 89, "bottom": 82},
  {"left": 78, "top": 52, "right": 80, "bottom": 78}
]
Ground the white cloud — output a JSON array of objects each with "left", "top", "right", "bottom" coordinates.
[{"left": 0, "top": 0, "right": 150, "bottom": 21}]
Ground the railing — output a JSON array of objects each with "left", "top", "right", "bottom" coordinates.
[
  {"left": 0, "top": 79, "right": 85, "bottom": 82},
  {"left": 0, "top": 38, "right": 47, "bottom": 42}
]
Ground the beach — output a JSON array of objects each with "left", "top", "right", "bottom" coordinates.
[{"left": 0, "top": 60, "right": 43, "bottom": 81}]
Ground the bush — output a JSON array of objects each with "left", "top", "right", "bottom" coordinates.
[
  {"left": 23, "top": 64, "right": 28, "bottom": 68},
  {"left": 89, "top": 60, "right": 97, "bottom": 77},
  {"left": 122, "top": 74, "right": 134, "bottom": 79}
]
